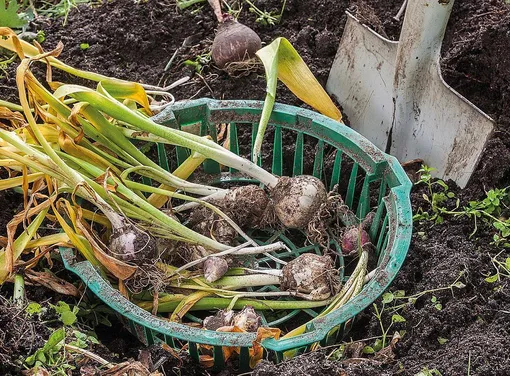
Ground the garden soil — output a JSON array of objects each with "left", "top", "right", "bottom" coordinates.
[{"left": 0, "top": 0, "right": 509, "bottom": 375}]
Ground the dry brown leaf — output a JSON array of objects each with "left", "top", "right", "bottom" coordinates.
[
  {"left": 250, "top": 327, "right": 281, "bottom": 368},
  {"left": 5, "top": 200, "right": 51, "bottom": 275},
  {"left": 100, "top": 361, "right": 161, "bottom": 376},
  {"left": 26, "top": 270, "right": 80, "bottom": 297},
  {"left": 373, "top": 331, "right": 401, "bottom": 362},
  {"left": 0, "top": 106, "right": 27, "bottom": 128}
]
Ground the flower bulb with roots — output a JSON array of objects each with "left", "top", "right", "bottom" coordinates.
[
  {"left": 271, "top": 175, "right": 328, "bottom": 229},
  {"left": 108, "top": 221, "right": 156, "bottom": 264}
]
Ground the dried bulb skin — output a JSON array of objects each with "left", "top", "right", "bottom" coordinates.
[
  {"left": 212, "top": 18, "right": 262, "bottom": 69},
  {"left": 203, "top": 306, "right": 261, "bottom": 332},
  {"left": 232, "top": 306, "right": 261, "bottom": 332},
  {"left": 272, "top": 176, "right": 328, "bottom": 229},
  {"left": 280, "top": 253, "right": 336, "bottom": 299},
  {"left": 193, "top": 218, "right": 237, "bottom": 246},
  {"left": 108, "top": 222, "right": 156, "bottom": 264},
  {"left": 203, "top": 309, "right": 235, "bottom": 331}
]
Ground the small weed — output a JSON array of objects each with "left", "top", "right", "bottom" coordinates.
[
  {"left": 363, "top": 273, "right": 466, "bottom": 354},
  {"left": 80, "top": 42, "right": 90, "bottom": 50},
  {"left": 51, "top": 301, "right": 79, "bottom": 326},
  {"left": 24, "top": 326, "right": 98, "bottom": 373},
  {"left": 37, "top": 0, "right": 92, "bottom": 26},
  {"left": 414, "top": 165, "right": 510, "bottom": 246},
  {"left": 0, "top": 53, "right": 17, "bottom": 79},
  {"left": 437, "top": 336, "right": 448, "bottom": 345},
  {"left": 363, "top": 299, "right": 406, "bottom": 354},
  {"left": 35, "top": 30, "right": 46, "bottom": 43},
  {"left": 413, "top": 166, "right": 456, "bottom": 224},
  {"left": 23, "top": 300, "right": 101, "bottom": 374},
  {"left": 183, "top": 51, "right": 212, "bottom": 73},
  {"left": 176, "top": 0, "right": 206, "bottom": 10},
  {"left": 483, "top": 251, "right": 510, "bottom": 283},
  {"left": 244, "top": 0, "right": 286, "bottom": 26},
  {"left": 0, "top": 0, "right": 29, "bottom": 29}
]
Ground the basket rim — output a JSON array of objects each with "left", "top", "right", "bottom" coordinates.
[{"left": 60, "top": 98, "right": 413, "bottom": 351}]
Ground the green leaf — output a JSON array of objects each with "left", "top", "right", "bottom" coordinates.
[
  {"left": 447, "top": 192, "right": 455, "bottom": 198},
  {"left": 0, "top": 0, "right": 28, "bottom": 28},
  {"left": 430, "top": 296, "right": 437, "bottom": 303},
  {"left": 53, "top": 301, "right": 71, "bottom": 315},
  {"left": 362, "top": 346, "right": 375, "bottom": 354},
  {"left": 505, "top": 257, "right": 510, "bottom": 271},
  {"left": 60, "top": 310, "right": 77, "bottom": 326},
  {"left": 434, "top": 303, "right": 442, "bottom": 311},
  {"left": 44, "top": 327, "right": 65, "bottom": 351},
  {"left": 373, "top": 338, "right": 384, "bottom": 352},
  {"left": 437, "top": 337, "right": 448, "bottom": 345},
  {"left": 392, "top": 314, "right": 406, "bottom": 323},
  {"left": 253, "top": 37, "right": 342, "bottom": 162},
  {"left": 80, "top": 43, "right": 90, "bottom": 50},
  {"left": 485, "top": 274, "right": 498, "bottom": 283},
  {"left": 26, "top": 302, "right": 42, "bottom": 315},
  {"left": 452, "top": 281, "right": 466, "bottom": 289},
  {"left": 436, "top": 180, "right": 448, "bottom": 190},
  {"left": 382, "top": 292, "right": 394, "bottom": 304}
]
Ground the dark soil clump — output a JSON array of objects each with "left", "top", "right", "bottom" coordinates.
[{"left": 0, "top": 297, "right": 51, "bottom": 374}]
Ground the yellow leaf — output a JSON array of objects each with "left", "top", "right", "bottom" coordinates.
[
  {"left": 58, "top": 131, "right": 120, "bottom": 175},
  {"left": 253, "top": 37, "right": 342, "bottom": 161},
  {"left": 0, "top": 206, "right": 48, "bottom": 283},
  {"left": 51, "top": 200, "right": 103, "bottom": 271},
  {"left": 99, "top": 80, "right": 152, "bottom": 115},
  {"left": 25, "top": 233, "right": 70, "bottom": 248},
  {"left": 170, "top": 291, "right": 211, "bottom": 322},
  {"left": 0, "top": 172, "right": 44, "bottom": 191},
  {"left": 147, "top": 151, "right": 206, "bottom": 208}
]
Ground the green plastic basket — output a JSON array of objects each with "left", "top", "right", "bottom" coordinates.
[{"left": 60, "top": 98, "right": 412, "bottom": 372}]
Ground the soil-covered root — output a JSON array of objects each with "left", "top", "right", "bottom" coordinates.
[
  {"left": 307, "top": 189, "right": 376, "bottom": 252},
  {"left": 307, "top": 190, "right": 350, "bottom": 247},
  {"left": 280, "top": 253, "right": 339, "bottom": 300},
  {"left": 186, "top": 184, "right": 273, "bottom": 247},
  {"left": 124, "top": 262, "right": 169, "bottom": 294}
]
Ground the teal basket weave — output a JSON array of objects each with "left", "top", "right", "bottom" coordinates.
[{"left": 60, "top": 98, "right": 412, "bottom": 372}]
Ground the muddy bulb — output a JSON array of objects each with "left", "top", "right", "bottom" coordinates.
[
  {"left": 108, "top": 223, "right": 156, "bottom": 264},
  {"left": 272, "top": 175, "right": 328, "bottom": 229},
  {"left": 211, "top": 16, "right": 262, "bottom": 69},
  {"left": 341, "top": 227, "right": 371, "bottom": 256},
  {"left": 224, "top": 185, "right": 271, "bottom": 227},
  {"left": 203, "top": 256, "right": 229, "bottom": 283},
  {"left": 232, "top": 306, "right": 261, "bottom": 332},
  {"left": 280, "top": 253, "right": 336, "bottom": 300}
]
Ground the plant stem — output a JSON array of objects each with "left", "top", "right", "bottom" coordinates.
[
  {"left": 13, "top": 274, "right": 25, "bottom": 307},
  {"left": 138, "top": 295, "right": 332, "bottom": 312}
]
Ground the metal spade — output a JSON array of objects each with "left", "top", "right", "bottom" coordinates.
[{"left": 326, "top": 0, "right": 494, "bottom": 188}]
